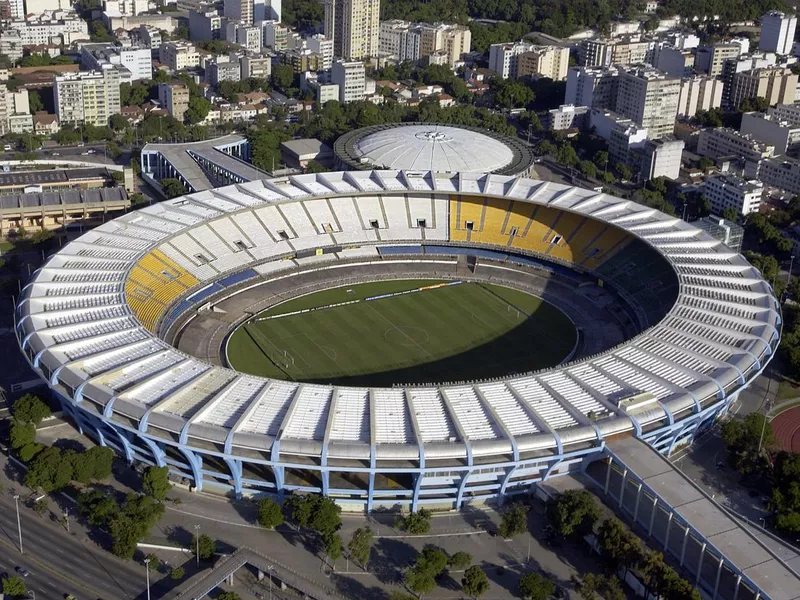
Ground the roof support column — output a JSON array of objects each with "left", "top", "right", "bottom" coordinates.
[
  {"left": 618, "top": 467, "right": 628, "bottom": 508},
  {"left": 632, "top": 482, "right": 643, "bottom": 523},
  {"left": 663, "top": 511, "right": 673, "bottom": 552},
  {"left": 224, "top": 457, "right": 243, "bottom": 498},
  {"left": 713, "top": 554, "right": 724, "bottom": 599},
  {"left": 179, "top": 446, "right": 203, "bottom": 492},
  {"left": 696, "top": 542, "right": 707, "bottom": 585},
  {"left": 679, "top": 526, "right": 690, "bottom": 567},
  {"left": 140, "top": 436, "right": 166, "bottom": 468},
  {"left": 649, "top": 496, "right": 659, "bottom": 537}
]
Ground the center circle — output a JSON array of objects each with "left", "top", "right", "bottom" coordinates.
[{"left": 384, "top": 325, "right": 430, "bottom": 346}]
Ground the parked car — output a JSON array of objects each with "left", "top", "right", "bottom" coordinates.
[{"left": 15, "top": 566, "right": 30, "bottom": 577}]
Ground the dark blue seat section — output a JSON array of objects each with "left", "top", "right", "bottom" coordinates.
[{"left": 161, "top": 268, "right": 259, "bottom": 331}]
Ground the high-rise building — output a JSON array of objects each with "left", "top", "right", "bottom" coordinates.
[
  {"left": 654, "top": 44, "right": 694, "bottom": 78},
  {"left": 159, "top": 41, "right": 200, "bottom": 71},
  {"left": 677, "top": 76, "right": 723, "bottom": 118},
  {"left": 702, "top": 173, "right": 762, "bottom": 216},
  {"left": 489, "top": 42, "right": 568, "bottom": 80},
  {"left": 324, "top": 0, "right": 379, "bottom": 60},
  {"left": 759, "top": 11, "right": 797, "bottom": 55},
  {"left": 262, "top": 20, "right": 290, "bottom": 51},
  {"left": 80, "top": 43, "right": 152, "bottom": 82},
  {"left": 419, "top": 23, "right": 470, "bottom": 68},
  {"left": 694, "top": 43, "right": 742, "bottom": 76},
  {"left": 719, "top": 52, "right": 777, "bottom": 109},
  {"left": 223, "top": 0, "right": 252, "bottom": 25},
  {"left": 306, "top": 34, "right": 334, "bottom": 71},
  {"left": 730, "top": 67, "right": 797, "bottom": 108},
  {"left": 158, "top": 82, "right": 190, "bottom": 122},
  {"left": 378, "top": 20, "right": 419, "bottom": 61},
  {"left": 240, "top": 54, "right": 272, "bottom": 79},
  {"left": 739, "top": 112, "right": 800, "bottom": 155},
  {"left": 54, "top": 68, "right": 121, "bottom": 127},
  {"left": 564, "top": 66, "right": 619, "bottom": 109},
  {"left": 696, "top": 127, "right": 774, "bottom": 178},
  {"left": 189, "top": 9, "right": 223, "bottom": 41},
  {"left": 639, "top": 137, "right": 684, "bottom": 180},
  {"left": 579, "top": 39, "right": 611, "bottom": 67},
  {"left": 615, "top": 66, "right": 681, "bottom": 138},
  {"left": 331, "top": 59, "right": 365, "bottom": 103},
  {"left": 253, "top": 0, "right": 280, "bottom": 21}
]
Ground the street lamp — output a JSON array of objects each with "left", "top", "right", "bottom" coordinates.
[
  {"left": 13, "top": 494, "right": 22, "bottom": 553},
  {"left": 758, "top": 398, "right": 773, "bottom": 454},
  {"left": 194, "top": 524, "right": 201, "bottom": 567},
  {"left": 63, "top": 508, "right": 69, "bottom": 533},
  {"left": 759, "top": 517, "right": 766, "bottom": 528},
  {"left": 143, "top": 558, "right": 151, "bottom": 600}
]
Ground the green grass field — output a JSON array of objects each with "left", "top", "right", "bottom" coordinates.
[{"left": 226, "top": 279, "right": 577, "bottom": 386}]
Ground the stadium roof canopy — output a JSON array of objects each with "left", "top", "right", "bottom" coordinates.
[{"left": 16, "top": 170, "right": 780, "bottom": 462}]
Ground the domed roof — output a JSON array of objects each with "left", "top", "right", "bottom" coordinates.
[{"left": 352, "top": 124, "right": 516, "bottom": 172}]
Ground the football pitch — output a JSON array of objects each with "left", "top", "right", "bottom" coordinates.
[{"left": 226, "top": 279, "right": 577, "bottom": 386}]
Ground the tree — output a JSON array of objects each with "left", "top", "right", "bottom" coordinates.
[
  {"left": 519, "top": 572, "right": 555, "bottom": 600},
  {"left": 20, "top": 135, "right": 41, "bottom": 152},
  {"left": 185, "top": 96, "right": 211, "bottom": 124},
  {"left": 323, "top": 531, "right": 342, "bottom": 562},
  {"left": 461, "top": 565, "right": 489, "bottom": 598},
  {"left": 193, "top": 533, "right": 216, "bottom": 560},
  {"left": 396, "top": 508, "right": 432, "bottom": 534},
  {"left": 109, "top": 114, "right": 128, "bottom": 131},
  {"left": 142, "top": 465, "right": 171, "bottom": 501},
  {"left": 146, "top": 553, "right": 159, "bottom": 570},
  {"left": 109, "top": 515, "right": 142, "bottom": 559},
  {"left": 18, "top": 443, "right": 42, "bottom": 462},
  {"left": 160, "top": 178, "right": 185, "bottom": 199},
  {"left": 596, "top": 518, "right": 642, "bottom": 576},
  {"left": 305, "top": 159, "right": 326, "bottom": 173},
  {"left": 130, "top": 192, "right": 146, "bottom": 206},
  {"left": 579, "top": 159, "right": 598, "bottom": 179},
  {"left": 13, "top": 391, "right": 49, "bottom": 423},
  {"left": 218, "top": 593, "right": 241, "bottom": 600},
  {"left": 2, "top": 575, "right": 26, "bottom": 596},
  {"left": 78, "top": 490, "right": 120, "bottom": 526},
  {"left": 593, "top": 150, "right": 609, "bottom": 171},
  {"left": 548, "top": 490, "right": 600, "bottom": 539},
  {"left": 447, "top": 551, "right": 471, "bottom": 569},
  {"left": 28, "top": 90, "right": 44, "bottom": 113},
  {"left": 556, "top": 143, "right": 579, "bottom": 167},
  {"left": 272, "top": 64, "right": 295, "bottom": 93},
  {"left": 499, "top": 503, "right": 528, "bottom": 538},
  {"left": 171, "top": 566, "right": 186, "bottom": 579},
  {"left": 25, "top": 446, "right": 73, "bottom": 492},
  {"left": 34, "top": 498, "right": 48, "bottom": 516},
  {"left": 490, "top": 77, "right": 535, "bottom": 109},
  {"left": 615, "top": 162, "right": 632, "bottom": 181},
  {"left": 285, "top": 493, "right": 342, "bottom": 537},
  {"left": 257, "top": 498, "right": 284, "bottom": 529},
  {"left": 347, "top": 527, "right": 374, "bottom": 568},
  {"left": 9, "top": 419, "right": 35, "bottom": 450},
  {"left": 573, "top": 573, "right": 625, "bottom": 600},
  {"left": 71, "top": 446, "right": 114, "bottom": 483},
  {"left": 404, "top": 563, "right": 437, "bottom": 597},
  {"left": 721, "top": 412, "right": 776, "bottom": 474},
  {"left": 31, "top": 228, "right": 52, "bottom": 246}
]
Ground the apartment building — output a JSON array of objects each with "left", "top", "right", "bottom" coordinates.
[
  {"left": 137, "top": 25, "right": 162, "bottom": 49},
  {"left": 324, "top": 0, "right": 380, "bottom": 60},
  {"left": 730, "top": 67, "right": 797, "bottom": 108},
  {"left": 378, "top": 19, "right": 420, "bottom": 61},
  {"left": 158, "top": 82, "right": 189, "bottom": 122},
  {"left": 517, "top": 46, "right": 570, "bottom": 81},
  {"left": 10, "top": 15, "right": 89, "bottom": 46},
  {"left": 159, "top": 41, "right": 200, "bottom": 71},
  {"left": 720, "top": 53, "right": 777, "bottom": 109},
  {"left": 654, "top": 45, "right": 694, "bottom": 78},
  {"left": 240, "top": 54, "right": 271, "bottom": 79},
  {"left": 280, "top": 47, "right": 324, "bottom": 73},
  {"left": 54, "top": 68, "right": 121, "bottom": 127},
  {"left": 262, "top": 20, "right": 290, "bottom": 51},
  {"left": 768, "top": 103, "right": 800, "bottom": 126},
  {"left": 759, "top": 11, "right": 797, "bottom": 55},
  {"left": 489, "top": 42, "right": 568, "bottom": 80},
  {"left": 579, "top": 39, "right": 612, "bottom": 67},
  {"left": 615, "top": 65, "right": 681, "bottom": 138},
  {"left": 740, "top": 112, "right": 800, "bottom": 155},
  {"left": 694, "top": 43, "right": 742, "bottom": 76},
  {"left": 548, "top": 104, "right": 589, "bottom": 131},
  {"left": 696, "top": 127, "right": 775, "bottom": 177},
  {"left": 610, "top": 39, "right": 652, "bottom": 65},
  {"left": 303, "top": 34, "right": 334, "bottom": 71},
  {"left": 207, "top": 58, "right": 241, "bottom": 85},
  {"left": 640, "top": 137, "right": 685, "bottom": 180},
  {"left": 703, "top": 173, "right": 763, "bottom": 216},
  {"left": 564, "top": 66, "right": 619, "bottom": 110},
  {"left": 419, "top": 23, "right": 470, "bottom": 68},
  {"left": 677, "top": 76, "right": 723, "bottom": 118},
  {"left": 223, "top": 0, "right": 252, "bottom": 25},
  {"left": 188, "top": 9, "right": 223, "bottom": 41},
  {"left": 758, "top": 155, "right": 800, "bottom": 194},
  {"left": 80, "top": 42, "right": 152, "bottom": 81},
  {"left": 331, "top": 59, "right": 365, "bottom": 103}
]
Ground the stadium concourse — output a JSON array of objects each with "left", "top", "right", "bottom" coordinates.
[{"left": 15, "top": 170, "right": 780, "bottom": 519}]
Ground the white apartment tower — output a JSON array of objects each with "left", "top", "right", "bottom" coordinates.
[
  {"left": 489, "top": 42, "right": 568, "bottom": 80},
  {"left": 54, "top": 68, "right": 121, "bottom": 127},
  {"left": 324, "top": 0, "right": 380, "bottom": 60},
  {"left": 615, "top": 66, "right": 681, "bottom": 139},
  {"left": 331, "top": 59, "right": 365, "bottom": 103},
  {"left": 759, "top": 11, "right": 797, "bottom": 55}
]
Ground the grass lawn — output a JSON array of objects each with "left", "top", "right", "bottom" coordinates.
[{"left": 226, "top": 279, "right": 577, "bottom": 386}]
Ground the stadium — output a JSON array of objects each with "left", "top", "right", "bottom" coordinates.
[{"left": 15, "top": 169, "right": 780, "bottom": 512}]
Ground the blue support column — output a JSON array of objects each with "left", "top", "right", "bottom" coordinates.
[
  {"left": 180, "top": 447, "right": 203, "bottom": 492},
  {"left": 224, "top": 457, "right": 243, "bottom": 497},
  {"left": 140, "top": 437, "right": 166, "bottom": 467},
  {"left": 411, "top": 472, "right": 424, "bottom": 512}
]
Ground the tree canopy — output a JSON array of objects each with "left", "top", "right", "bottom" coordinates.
[
  {"left": 257, "top": 498, "right": 284, "bottom": 529},
  {"left": 519, "top": 572, "right": 555, "bottom": 600},
  {"left": 347, "top": 527, "right": 374, "bottom": 568},
  {"left": 462, "top": 565, "right": 490, "bottom": 598},
  {"left": 142, "top": 465, "right": 171, "bottom": 501},
  {"left": 548, "top": 490, "right": 600, "bottom": 539}
]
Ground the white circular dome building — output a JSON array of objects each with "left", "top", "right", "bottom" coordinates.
[{"left": 334, "top": 123, "right": 536, "bottom": 176}]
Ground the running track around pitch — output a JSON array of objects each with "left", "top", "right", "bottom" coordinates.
[{"left": 771, "top": 406, "right": 800, "bottom": 453}]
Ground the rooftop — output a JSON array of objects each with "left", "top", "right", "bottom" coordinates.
[{"left": 335, "top": 123, "right": 534, "bottom": 175}]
